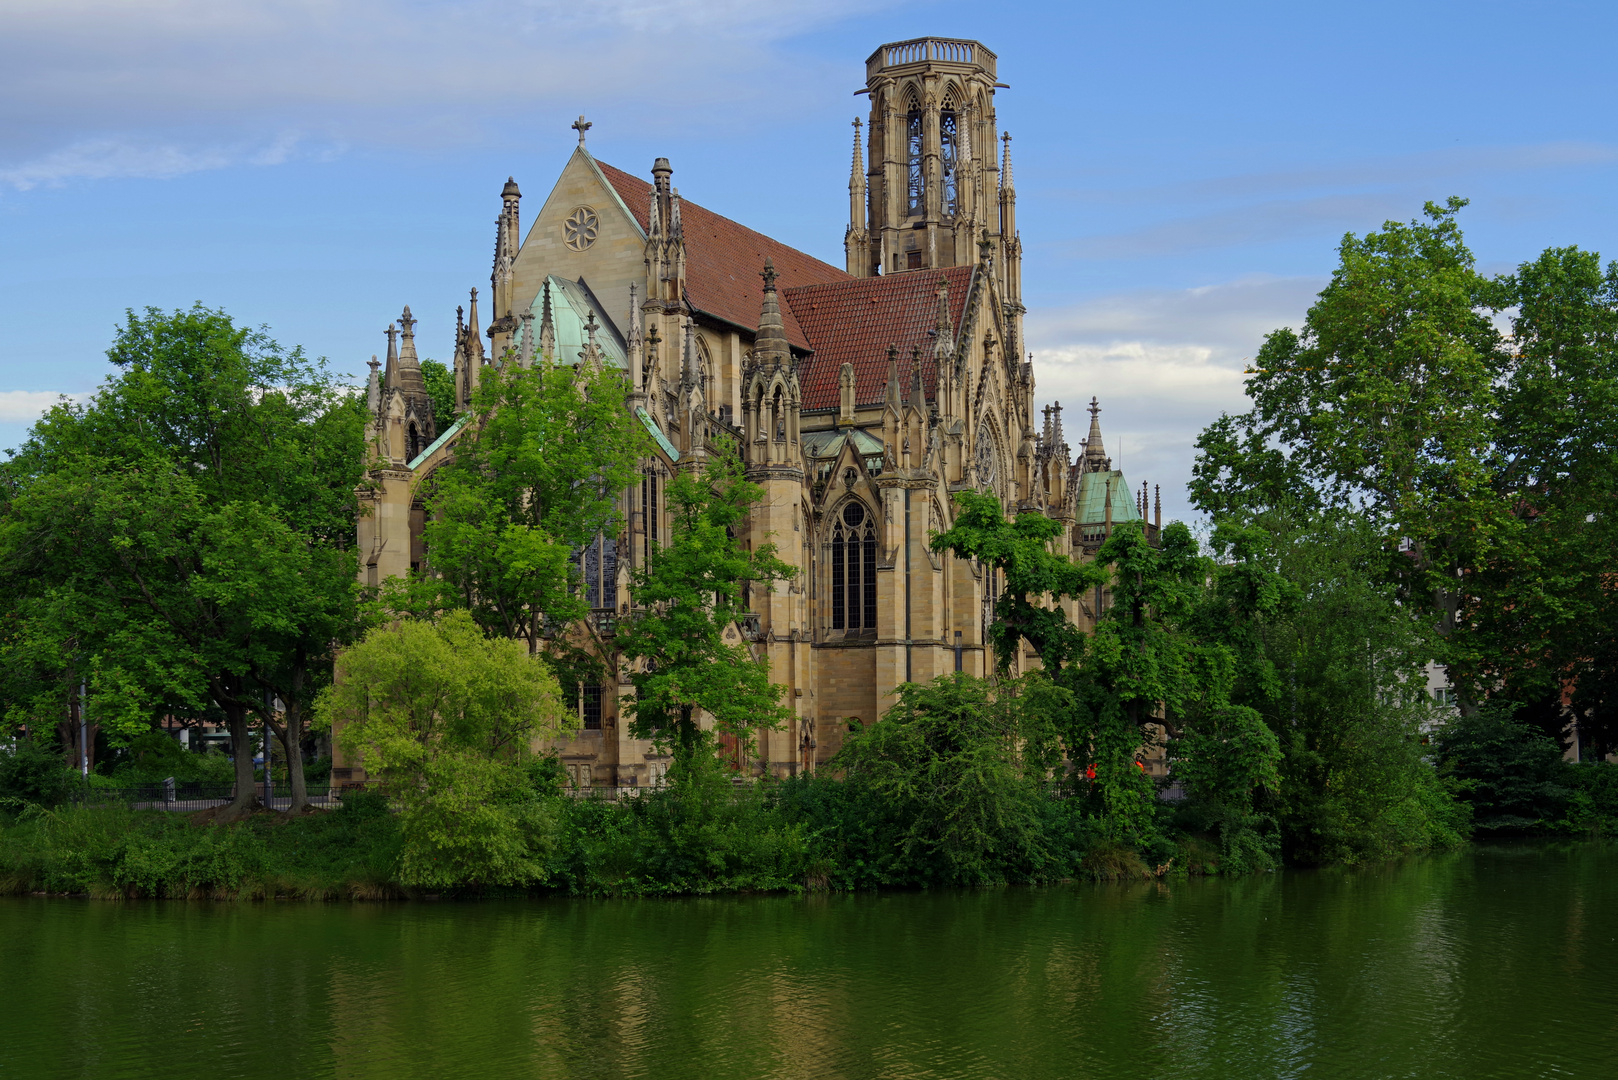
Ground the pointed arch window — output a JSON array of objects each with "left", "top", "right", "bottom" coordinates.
[
  {"left": 906, "top": 107, "right": 924, "bottom": 216},
  {"left": 831, "top": 501, "right": 878, "bottom": 632},
  {"left": 941, "top": 109, "right": 958, "bottom": 216},
  {"left": 572, "top": 533, "right": 618, "bottom": 611}
]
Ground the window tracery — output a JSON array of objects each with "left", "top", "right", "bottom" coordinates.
[
  {"left": 941, "top": 109, "right": 958, "bottom": 216},
  {"left": 564, "top": 206, "right": 599, "bottom": 251},
  {"left": 906, "top": 107, "right": 924, "bottom": 216},
  {"left": 830, "top": 501, "right": 877, "bottom": 632}
]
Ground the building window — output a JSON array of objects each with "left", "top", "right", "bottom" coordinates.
[
  {"left": 582, "top": 684, "right": 603, "bottom": 730},
  {"left": 906, "top": 250, "right": 923, "bottom": 270},
  {"left": 642, "top": 472, "right": 659, "bottom": 565},
  {"left": 573, "top": 534, "right": 618, "bottom": 610},
  {"left": 906, "top": 108, "right": 924, "bottom": 216},
  {"left": 941, "top": 110, "right": 958, "bottom": 215},
  {"left": 831, "top": 501, "right": 877, "bottom": 631}
]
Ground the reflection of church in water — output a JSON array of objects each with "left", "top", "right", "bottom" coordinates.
[{"left": 351, "top": 37, "right": 1159, "bottom": 786}]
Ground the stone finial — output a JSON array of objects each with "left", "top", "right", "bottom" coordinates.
[{"left": 571, "top": 116, "right": 592, "bottom": 146}]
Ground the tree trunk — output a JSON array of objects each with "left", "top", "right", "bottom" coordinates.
[
  {"left": 280, "top": 701, "right": 309, "bottom": 814},
  {"left": 224, "top": 699, "right": 262, "bottom": 817}
]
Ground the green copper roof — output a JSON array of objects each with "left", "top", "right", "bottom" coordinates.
[
  {"left": 517, "top": 276, "right": 628, "bottom": 369},
  {"left": 1075, "top": 469, "right": 1141, "bottom": 526},
  {"left": 801, "top": 427, "right": 885, "bottom": 460},
  {"left": 408, "top": 413, "right": 469, "bottom": 471},
  {"left": 636, "top": 407, "right": 679, "bottom": 462}
]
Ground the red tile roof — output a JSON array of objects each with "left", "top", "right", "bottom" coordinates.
[
  {"left": 784, "top": 265, "right": 976, "bottom": 411},
  {"left": 594, "top": 158, "right": 848, "bottom": 351}
]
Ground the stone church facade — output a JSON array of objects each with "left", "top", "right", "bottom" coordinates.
[{"left": 352, "top": 38, "right": 1160, "bottom": 787}]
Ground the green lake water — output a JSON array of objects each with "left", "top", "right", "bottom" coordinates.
[{"left": 3, "top": 843, "right": 1615, "bottom": 1079}]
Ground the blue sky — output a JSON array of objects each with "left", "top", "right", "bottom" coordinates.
[{"left": 2, "top": 0, "right": 1615, "bottom": 523}]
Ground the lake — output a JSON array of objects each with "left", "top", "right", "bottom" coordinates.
[{"left": 2, "top": 842, "right": 1612, "bottom": 1079}]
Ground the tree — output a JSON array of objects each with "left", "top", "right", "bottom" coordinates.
[
  {"left": 1193, "top": 206, "right": 1618, "bottom": 750},
  {"left": 1192, "top": 199, "right": 1507, "bottom": 710},
  {"left": 931, "top": 496, "right": 1283, "bottom": 850},
  {"left": 420, "top": 350, "right": 649, "bottom": 677},
  {"left": 315, "top": 610, "right": 572, "bottom": 887},
  {"left": 1210, "top": 510, "right": 1461, "bottom": 864},
  {"left": 829, "top": 672, "right": 1061, "bottom": 885},
  {"left": 0, "top": 305, "right": 366, "bottom": 815},
  {"left": 615, "top": 442, "right": 794, "bottom": 773},
  {"left": 1473, "top": 247, "right": 1618, "bottom": 753},
  {"left": 419, "top": 358, "right": 456, "bottom": 426}
]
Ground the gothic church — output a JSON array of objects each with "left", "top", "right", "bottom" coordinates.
[{"left": 352, "top": 38, "right": 1158, "bottom": 786}]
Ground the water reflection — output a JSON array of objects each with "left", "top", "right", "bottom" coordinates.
[{"left": 2, "top": 844, "right": 1615, "bottom": 1079}]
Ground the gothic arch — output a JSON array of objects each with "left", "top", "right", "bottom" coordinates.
[{"left": 825, "top": 497, "right": 878, "bottom": 633}]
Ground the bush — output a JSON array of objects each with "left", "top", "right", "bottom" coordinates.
[
  {"left": 1437, "top": 702, "right": 1572, "bottom": 833},
  {"left": 0, "top": 737, "right": 79, "bottom": 809},
  {"left": 550, "top": 755, "right": 809, "bottom": 897}
]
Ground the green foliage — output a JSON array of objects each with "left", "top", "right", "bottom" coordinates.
[
  {"left": 315, "top": 610, "right": 572, "bottom": 888},
  {"left": 420, "top": 350, "right": 649, "bottom": 654},
  {"left": 418, "top": 358, "right": 456, "bottom": 427},
  {"left": 929, "top": 489, "right": 1105, "bottom": 672},
  {"left": 549, "top": 764, "right": 809, "bottom": 897},
  {"left": 825, "top": 673, "right": 1061, "bottom": 886},
  {"left": 0, "top": 304, "right": 367, "bottom": 810},
  {"left": 1437, "top": 702, "right": 1573, "bottom": 834},
  {"left": 0, "top": 796, "right": 403, "bottom": 899},
  {"left": 1245, "top": 512, "right": 1464, "bottom": 864},
  {"left": 617, "top": 443, "right": 794, "bottom": 768},
  {"left": 103, "top": 729, "right": 234, "bottom": 784},
  {"left": 1192, "top": 204, "right": 1618, "bottom": 747},
  {"left": 0, "top": 737, "right": 79, "bottom": 809}
]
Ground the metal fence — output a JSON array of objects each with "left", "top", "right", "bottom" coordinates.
[{"left": 76, "top": 780, "right": 340, "bottom": 813}]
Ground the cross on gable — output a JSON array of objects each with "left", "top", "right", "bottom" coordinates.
[{"left": 572, "top": 115, "right": 592, "bottom": 145}]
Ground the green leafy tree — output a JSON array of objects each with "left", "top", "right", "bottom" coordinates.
[
  {"left": 314, "top": 610, "right": 572, "bottom": 888},
  {"left": 830, "top": 672, "right": 1061, "bottom": 885},
  {"left": 616, "top": 443, "right": 794, "bottom": 772},
  {"left": 1192, "top": 199, "right": 1507, "bottom": 710},
  {"left": 420, "top": 352, "right": 650, "bottom": 674},
  {"left": 0, "top": 305, "right": 367, "bottom": 815},
  {"left": 931, "top": 496, "right": 1283, "bottom": 849},
  {"left": 1207, "top": 511, "right": 1459, "bottom": 864},
  {"left": 1474, "top": 247, "right": 1618, "bottom": 751},
  {"left": 418, "top": 358, "right": 456, "bottom": 426}
]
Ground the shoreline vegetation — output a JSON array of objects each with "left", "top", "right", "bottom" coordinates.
[
  {"left": 1, "top": 204, "right": 1614, "bottom": 903},
  {"left": 4, "top": 700, "right": 1615, "bottom": 902}
]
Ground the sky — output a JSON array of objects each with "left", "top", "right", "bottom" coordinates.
[{"left": 2, "top": 0, "right": 1616, "bottom": 524}]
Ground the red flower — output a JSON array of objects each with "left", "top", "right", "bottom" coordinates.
[{"left": 1085, "top": 764, "right": 1097, "bottom": 780}]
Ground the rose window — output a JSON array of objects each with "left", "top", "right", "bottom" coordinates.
[{"left": 564, "top": 206, "right": 599, "bottom": 251}]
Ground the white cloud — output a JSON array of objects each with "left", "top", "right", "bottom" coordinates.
[
  {"left": 0, "top": 0, "right": 888, "bottom": 187},
  {"left": 0, "top": 391, "right": 84, "bottom": 422},
  {"left": 1026, "top": 275, "right": 1323, "bottom": 523}
]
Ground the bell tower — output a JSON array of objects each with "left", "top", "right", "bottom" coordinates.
[{"left": 853, "top": 38, "right": 1013, "bottom": 287}]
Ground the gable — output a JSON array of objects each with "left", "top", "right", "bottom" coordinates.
[{"left": 512, "top": 149, "right": 648, "bottom": 335}]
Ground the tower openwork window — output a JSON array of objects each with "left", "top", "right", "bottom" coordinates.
[
  {"left": 941, "top": 110, "right": 958, "bottom": 216},
  {"left": 831, "top": 501, "right": 878, "bottom": 632},
  {"left": 906, "top": 108, "right": 924, "bottom": 216}
]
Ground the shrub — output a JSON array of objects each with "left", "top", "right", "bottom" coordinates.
[{"left": 0, "top": 737, "right": 79, "bottom": 809}]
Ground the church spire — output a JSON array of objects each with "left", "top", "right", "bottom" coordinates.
[
  {"left": 845, "top": 118, "right": 870, "bottom": 277},
  {"left": 884, "top": 344, "right": 903, "bottom": 411},
  {"left": 383, "top": 322, "right": 399, "bottom": 390},
  {"left": 753, "top": 258, "right": 789, "bottom": 366},
  {"left": 538, "top": 279, "right": 556, "bottom": 359},
  {"left": 1081, "top": 396, "right": 1111, "bottom": 472}
]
